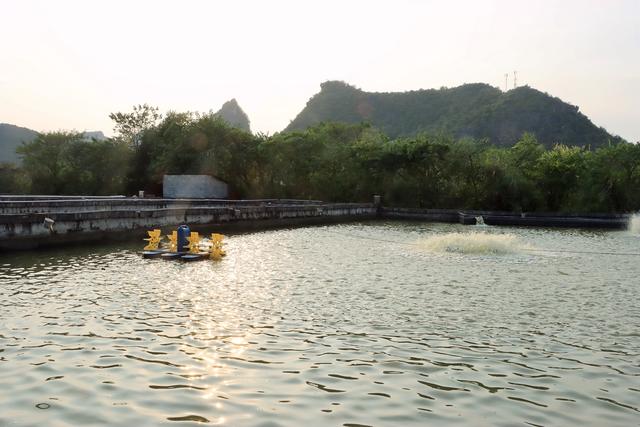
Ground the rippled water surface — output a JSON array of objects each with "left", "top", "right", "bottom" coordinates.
[{"left": 1, "top": 222, "right": 639, "bottom": 426}]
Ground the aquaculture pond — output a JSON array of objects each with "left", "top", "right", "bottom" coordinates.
[{"left": 1, "top": 222, "right": 639, "bottom": 426}]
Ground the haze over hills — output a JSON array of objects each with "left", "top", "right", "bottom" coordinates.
[
  {"left": 214, "top": 99, "right": 251, "bottom": 132},
  {"left": 285, "top": 81, "right": 624, "bottom": 148}
]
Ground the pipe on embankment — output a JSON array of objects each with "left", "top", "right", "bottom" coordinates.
[{"left": 0, "top": 199, "right": 376, "bottom": 250}]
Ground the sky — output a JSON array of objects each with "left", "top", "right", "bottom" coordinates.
[{"left": 1, "top": 0, "right": 638, "bottom": 141}]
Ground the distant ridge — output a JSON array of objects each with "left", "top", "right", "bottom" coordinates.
[
  {"left": 214, "top": 99, "right": 251, "bottom": 132},
  {"left": 0, "top": 123, "right": 37, "bottom": 164},
  {"left": 285, "top": 81, "right": 623, "bottom": 147}
]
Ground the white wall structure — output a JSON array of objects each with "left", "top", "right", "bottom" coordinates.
[{"left": 163, "top": 175, "right": 228, "bottom": 199}]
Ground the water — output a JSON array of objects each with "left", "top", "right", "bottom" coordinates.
[{"left": 1, "top": 222, "right": 639, "bottom": 426}]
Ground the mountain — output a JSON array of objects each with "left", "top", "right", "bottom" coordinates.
[
  {"left": 214, "top": 99, "right": 251, "bottom": 132},
  {"left": 285, "top": 81, "right": 623, "bottom": 147},
  {"left": 0, "top": 123, "right": 38, "bottom": 164}
]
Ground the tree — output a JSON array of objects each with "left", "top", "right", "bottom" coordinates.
[
  {"left": 17, "top": 132, "right": 131, "bottom": 195},
  {"left": 130, "top": 111, "right": 261, "bottom": 197},
  {"left": 17, "top": 132, "right": 81, "bottom": 194},
  {"left": 61, "top": 139, "right": 132, "bottom": 195},
  {"left": 444, "top": 137, "right": 490, "bottom": 208},
  {"left": 0, "top": 162, "right": 29, "bottom": 194},
  {"left": 579, "top": 142, "right": 640, "bottom": 211},
  {"left": 505, "top": 133, "right": 545, "bottom": 211},
  {"left": 537, "top": 145, "right": 587, "bottom": 211},
  {"left": 109, "top": 104, "right": 162, "bottom": 148},
  {"left": 371, "top": 134, "right": 452, "bottom": 207},
  {"left": 510, "top": 132, "right": 545, "bottom": 174}
]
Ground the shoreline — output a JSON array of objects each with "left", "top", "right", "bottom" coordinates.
[{"left": 0, "top": 196, "right": 631, "bottom": 251}]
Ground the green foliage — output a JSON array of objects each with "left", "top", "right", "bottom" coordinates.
[
  {"left": 16, "top": 132, "right": 77, "bottom": 194},
  {"left": 504, "top": 133, "right": 546, "bottom": 211},
  {"left": 15, "top": 132, "right": 131, "bottom": 195},
  {"left": 537, "top": 145, "right": 587, "bottom": 211},
  {"left": 260, "top": 123, "right": 387, "bottom": 201},
  {"left": 109, "top": 104, "right": 162, "bottom": 148},
  {"left": 249, "top": 126, "right": 639, "bottom": 212},
  {"left": 578, "top": 142, "right": 640, "bottom": 212},
  {"left": 129, "top": 112, "right": 260, "bottom": 196},
  {"left": 0, "top": 162, "right": 30, "bottom": 193},
  {"left": 374, "top": 135, "right": 451, "bottom": 207}
]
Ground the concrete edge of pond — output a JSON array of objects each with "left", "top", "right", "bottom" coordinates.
[
  {"left": 0, "top": 198, "right": 632, "bottom": 251},
  {"left": 383, "top": 208, "right": 630, "bottom": 229},
  {"left": 0, "top": 201, "right": 378, "bottom": 250}
]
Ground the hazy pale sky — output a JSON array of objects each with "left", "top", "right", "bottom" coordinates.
[{"left": 1, "top": 0, "right": 638, "bottom": 141}]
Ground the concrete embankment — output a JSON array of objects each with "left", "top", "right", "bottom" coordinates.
[
  {"left": 382, "top": 207, "right": 630, "bottom": 229},
  {"left": 0, "top": 197, "right": 632, "bottom": 250},
  {"left": 0, "top": 197, "right": 376, "bottom": 250}
]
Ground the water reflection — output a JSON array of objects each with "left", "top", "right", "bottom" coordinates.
[{"left": 0, "top": 222, "right": 639, "bottom": 426}]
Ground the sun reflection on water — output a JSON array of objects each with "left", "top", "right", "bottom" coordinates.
[{"left": 1, "top": 224, "right": 639, "bottom": 426}]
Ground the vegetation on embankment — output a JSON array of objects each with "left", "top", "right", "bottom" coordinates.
[{"left": 1, "top": 106, "right": 639, "bottom": 213}]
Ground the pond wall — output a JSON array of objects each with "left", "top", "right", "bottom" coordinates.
[
  {"left": 0, "top": 198, "right": 375, "bottom": 250},
  {"left": 0, "top": 197, "right": 631, "bottom": 250},
  {"left": 381, "top": 207, "right": 630, "bottom": 229}
]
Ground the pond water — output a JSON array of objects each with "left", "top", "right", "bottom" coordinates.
[{"left": 1, "top": 222, "right": 639, "bottom": 426}]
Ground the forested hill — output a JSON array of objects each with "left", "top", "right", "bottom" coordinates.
[
  {"left": 0, "top": 123, "right": 38, "bottom": 164},
  {"left": 285, "top": 81, "right": 622, "bottom": 147}
]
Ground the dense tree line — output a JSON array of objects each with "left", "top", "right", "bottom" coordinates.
[
  {"left": 2, "top": 107, "right": 639, "bottom": 213},
  {"left": 1, "top": 132, "right": 131, "bottom": 195}
]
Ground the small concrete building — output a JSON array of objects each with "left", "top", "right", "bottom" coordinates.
[{"left": 163, "top": 175, "right": 228, "bottom": 199}]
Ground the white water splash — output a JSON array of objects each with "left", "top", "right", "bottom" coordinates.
[
  {"left": 475, "top": 216, "right": 486, "bottom": 226},
  {"left": 419, "top": 232, "right": 530, "bottom": 255},
  {"left": 629, "top": 214, "right": 640, "bottom": 234}
]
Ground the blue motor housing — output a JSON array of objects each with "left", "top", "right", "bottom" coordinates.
[{"left": 177, "top": 225, "right": 190, "bottom": 253}]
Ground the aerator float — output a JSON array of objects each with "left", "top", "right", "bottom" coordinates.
[{"left": 141, "top": 225, "right": 226, "bottom": 261}]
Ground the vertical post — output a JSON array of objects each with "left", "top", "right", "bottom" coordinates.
[{"left": 373, "top": 195, "right": 381, "bottom": 217}]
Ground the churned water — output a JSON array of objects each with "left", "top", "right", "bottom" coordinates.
[
  {"left": 419, "top": 231, "right": 531, "bottom": 254},
  {"left": 1, "top": 222, "right": 639, "bottom": 427}
]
